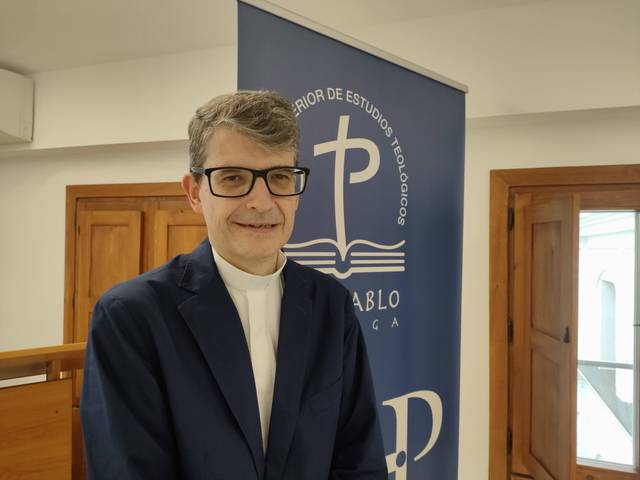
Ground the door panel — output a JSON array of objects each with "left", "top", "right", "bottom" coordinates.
[
  {"left": 512, "top": 193, "right": 578, "bottom": 480},
  {"left": 152, "top": 209, "right": 207, "bottom": 268},
  {"left": 530, "top": 347, "right": 562, "bottom": 476},
  {"left": 88, "top": 223, "right": 140, "bottom": 296},
  {"left": 531, "top": 220, "right": 563, "bottom": 339},
  {"left": 74, "top": 210, "right": 142, "bottom": 402}
]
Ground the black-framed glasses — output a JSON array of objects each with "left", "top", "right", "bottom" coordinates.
[{"left": 190, "top": 166, "right": 310, "bottom": 198}]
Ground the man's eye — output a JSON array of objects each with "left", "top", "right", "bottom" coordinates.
[
  {"left": 271, "top": 172, "right": 294, "bottom": 182},
  {"left": 221, "top": 175, "right": 241, "bottom": 183}
]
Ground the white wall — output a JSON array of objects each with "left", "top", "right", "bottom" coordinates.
[
  {"left": 353, "top": 0, "right": 640, "bottom": 118},
  {"left": 0, "top": 46, "right": 235, "bottom": 152},
  {"left": 1, "top": 47, "right": 639, "bottom": 479}
]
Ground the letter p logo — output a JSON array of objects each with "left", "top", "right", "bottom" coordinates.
[{"left": 383, "top": 390, "right": 443, "bottom": 480}]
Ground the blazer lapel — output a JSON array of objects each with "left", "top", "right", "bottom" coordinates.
[
  {"left": 264, "top": 262, "right": 312, "bottom": 480},
  {"left": 177, "top": 240, "right": 265, "bottom": 477}
]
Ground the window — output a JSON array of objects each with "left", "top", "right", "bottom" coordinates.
[{"left": 577, "top": 211, "right": 639, "bottom": 469}]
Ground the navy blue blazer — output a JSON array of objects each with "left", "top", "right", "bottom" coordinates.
[{"left": 80, "top": 239, "right": 387, "bottom": 479}]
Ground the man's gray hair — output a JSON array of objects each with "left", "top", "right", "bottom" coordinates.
[{"left": 188, "top": 90, "right": 299, "bottom": 176}]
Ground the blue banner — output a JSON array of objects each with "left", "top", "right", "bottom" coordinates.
[{"left": 238, "top": 3, "right": 466, "bottom": 478}]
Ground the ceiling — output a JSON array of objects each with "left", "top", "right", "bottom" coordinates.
[{"left": 1, "top": 0, "right": 638, "bottom": 117}]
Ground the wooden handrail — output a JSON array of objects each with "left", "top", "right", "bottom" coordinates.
[{"left": 0, "top": 343, "right": 86, "bottom": 382}]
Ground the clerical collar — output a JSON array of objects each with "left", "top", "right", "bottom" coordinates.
[{"left": 211, "top": 247, "right": 286, "bottom": 291}]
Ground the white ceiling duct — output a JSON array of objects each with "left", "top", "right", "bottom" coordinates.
[{"left": 0, "top": 69, "right": 34, "bottom": 144}]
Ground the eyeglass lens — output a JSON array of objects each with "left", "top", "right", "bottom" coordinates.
[{"left": 210, "top": 168, "right": 306, "bottom": 197}]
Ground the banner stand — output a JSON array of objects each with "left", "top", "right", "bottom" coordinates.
[{"left": 238, "top": 2, "right": 467, "bottom": 477}]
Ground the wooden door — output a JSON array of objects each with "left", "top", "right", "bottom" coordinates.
[
  {"left": 66, "top": 184, "right": 206, "bottom": 480},
  {"left": 511, "top": 192, "right": 578, "bottom": 480}
]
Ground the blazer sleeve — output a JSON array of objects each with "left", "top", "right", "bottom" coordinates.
[
  {"left": 80, "top": 294, "right": 178, "bottom": 480},
  {"left": 330, "top": 293, "right": 388, "bottom": 479}
]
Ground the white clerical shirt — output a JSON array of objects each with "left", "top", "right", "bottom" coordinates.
[{"left": 211, "top": 247, "right": 285, "bottom": 453}]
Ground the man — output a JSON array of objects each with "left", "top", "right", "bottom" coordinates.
[{"left": 81, "top": 90, "right": 387, "bottom": 479}]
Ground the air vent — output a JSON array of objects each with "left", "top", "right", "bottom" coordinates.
[{"left": 0, "top": 69, "right": 34, "bottom": 144}]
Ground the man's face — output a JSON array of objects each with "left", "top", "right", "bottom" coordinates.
[{"left": 183, "top": 127, "right": 299, "bottom": 274}]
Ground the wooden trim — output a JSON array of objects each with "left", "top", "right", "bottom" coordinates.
[
  {"left": 579, "top": 189, "right": 640, "bottom": 209},
  {"left": 67, "top": 182, "right": 184, "bottom": 199},
  {"left": 489, "top": 171, "right": 511, "bottom": 480},
  {"left": 63, "top": 186, "right": 76, "bottom": 344},
  {"left": 508, "top": 192, "right": 531, "bottom": 475},
  {"left": 577, "top": 463, "right": 640, "bottom": 480},
  {"left": 63, "top": 182, "right": 184, "bottom": 346},
  {"left": 46, "top": 359, "right": 62, "bottom": 381},
  {"left": 0, "top": 343, "right": 85, "bottom": 381},
  {"left": 489, "top": 164, "right": 640, "bottom": 187},
  {"left": 569, "top": 193, "right": 580, "bottom": 480}
]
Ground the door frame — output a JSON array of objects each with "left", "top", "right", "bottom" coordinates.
[
  {"left": 63, "top": 182, "right": 184, "bottom": 344},
  {"left": 489, "top": 164, "right": 640, "bottom": 479}
]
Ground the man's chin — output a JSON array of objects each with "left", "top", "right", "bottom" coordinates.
[
  {"left": 232, "top": 241, "right": 283, "bottom": 261},
  {"left": 234, "top": 249, "right": 283, "bottom": 274}
]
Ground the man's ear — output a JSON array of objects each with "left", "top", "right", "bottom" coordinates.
[{"left": 181, "top": 174, "right": 203, "bottom": 213}]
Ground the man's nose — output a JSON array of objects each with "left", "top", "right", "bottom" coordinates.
[{"left": 245, "top": 177, "right": 275, "bottom": 211}]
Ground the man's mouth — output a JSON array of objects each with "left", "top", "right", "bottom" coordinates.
[{"left": 235, "top": 222, "right": 278, "bottom": 230}]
